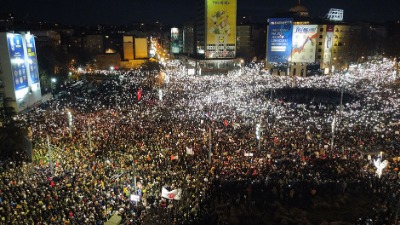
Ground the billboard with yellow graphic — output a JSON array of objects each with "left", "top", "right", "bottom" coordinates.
[{"left": 206, "top": 0, "right": 236, "bottom": 59}]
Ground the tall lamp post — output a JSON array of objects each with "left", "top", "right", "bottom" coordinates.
[
  {"left": 47, "top": 134, "right": 53, "bottom": 175},
  {"left": 51, "top": 78, "right": 57, "bottom": 96},
  {"left": 208, "top": 126, "right": 212, "bottom": 163},
  {"left": 395, "top": 57, "right": 398, "bottom": 80},
  {"left": 256, "top": 122, "right": 261, "bottom": 151},
  {"left": 287, "top": 57, "right": 291, "bottom": 76},
  {"left": 67, "top": 110, "right": 73, "bottom": 138}
]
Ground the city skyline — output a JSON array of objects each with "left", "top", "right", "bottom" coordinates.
[{"left": 2, "top": 0, "right": 400, "bottom": 26}]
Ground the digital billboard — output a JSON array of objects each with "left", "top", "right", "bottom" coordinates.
[
  {"left": 206, "top": 0, "right": 236, "bottom": 58},
  {"left": 171, "top": 28, "right": 181, "bottom": 54},
  {"left": 7, "top": 33, "right": 28, "bottom": 91},
  {"left": 323, "top": 25, "right": 334, "bottom": 67},
  {"left": 267, "top": 18, "right": 293, "bottom": 63},
  {"left": 291, "top": 25, "right": 318, "bottom": 63},
  {"left": 25, "top": 34, "right": 40, "bottom": 84}
]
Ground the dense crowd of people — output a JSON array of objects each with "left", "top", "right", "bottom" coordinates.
[{"left": 0, "top": 57, "right": 399, "bottom": 224}]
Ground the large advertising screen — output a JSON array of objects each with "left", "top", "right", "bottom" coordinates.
[
  {"left": 267, "top": 18, "right": 293, "bottom": 63},
  {"left": 206, "top": 0, "right": 236, "bottom": 58},
  {"left": 291, "top": 25, "right": 318, "bottom": 63},
  {"left": 323, "top": 25, "right": 334, "bottom": 67},
  {"left": 25, "top": 34, "right": 40, "bottom": 84},
  {"left": 7, "top": 33, "right": 28, "bottom": 91},
  {"left": 171, "top": 28, "right": 181, "bottom": 54}
]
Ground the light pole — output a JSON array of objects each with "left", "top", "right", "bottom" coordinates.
[
  {"left": 332, "top": 72, "right": 348, "bottom": 154},
  {"left": 47, "top": 134, "right": 53, "bottom": 175},
  {"left": 67, "top": 110, "right": 73, "bottom": 138},
  {"left": 88, "top": 122, "right": 93, "bottom": 152},
  {"left": 51, "top": 78, "right": 57, "bottom": 96},
  {"left": 331, "top": 114, "right": 336, "bottom": 153},
  {"left": 208, "top": 125, "right": 212, "bottom": 163},
  {"left": 395, "top": 57, "right": 398, "bottom": 80},
  {"left": 256, "top": 122, "right": 261, "bottom": 151}
]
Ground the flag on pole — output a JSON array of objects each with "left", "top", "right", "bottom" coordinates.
[
  {"left": 223, "top": 119, "right": 229, "bottom": 127},
  {"left": 161, "top": 187, "right": 182, "bottom": 200},
  {"left": 232, "top": 122, "right": 240, "bottom": 129},
  {"left": 137, "top": 88, "right": 142, "bottom": 101},
  {"left": 170, "top": 154, "right": 179, "bottom": 160}
]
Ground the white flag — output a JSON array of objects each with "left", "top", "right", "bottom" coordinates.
[
  {"left": 186, "top": 147, "right": 194, "bottom": 155},
  {"left": 374, "top": 158, "right": 388, "bottom": 178},
  {"left": 161, "top": 187, "right": 182, "bottom": 200}
]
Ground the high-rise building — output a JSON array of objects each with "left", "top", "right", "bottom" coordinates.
[
  {"left": 195, "top": 0, "right": 237, "bottom": 59},
  {"left": 183, "top": 21, "right": 195, "bottom": 55},
  {"left": 0, "top": 32, "right": 42, "bottom": 113},
  {"left": 83, "top": 35, "right": 104, "bottom": 55},
  {"left": 171, "top": 27, "right": 183, "bottom": 54},
  {"left": 236, "top": 16, "right": 253, "bottom": 60},
  {"left": 266, "top": 1, "right": 364, "bottom": 76}
]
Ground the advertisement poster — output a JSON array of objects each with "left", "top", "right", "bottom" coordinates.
[
  {"left": 267, "top": 18, "right": 293, "bottom": 63},
  {"left": 291, "top": 25, "right": 318, "bottom": 62},
  {"left": 25, "top": 34, "right": 40, "bottom": 84},
  {"left": 323, "top": 25, "right": 334, "bottom": 66},
  {"left": 206, "top": 0, "right": 236, "bottom": 58},
  {"left": 7, "top": 33, "right": 28, "bottom": 91},
  {"left": 171, "top": 28, "right": 181, "bottom": 54}
]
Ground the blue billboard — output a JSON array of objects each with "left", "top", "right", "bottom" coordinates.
[
  {"left": 267, "top": 18, "right": 293, "bottom": 63},
  {"left": 25, "top": 34, "right": 40, "bottom": 84},
  {"left": 7, "top": 34, "right": 28, "bottom": 90}
]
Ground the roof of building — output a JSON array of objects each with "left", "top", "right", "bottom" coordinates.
[{"left": 289, "top": 4, "right": 308, "bottom": 13}]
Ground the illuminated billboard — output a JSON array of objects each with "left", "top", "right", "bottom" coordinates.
[
  {"left": 134, "top": 38, "right": 148, "bottom": 59},
  {"left": 206, "top": 0, "right": 236, "bottom": 59},
  {"left": 267, "top": 18, "right": 293, "bottom": 63},
  {"left": 323, "top": 25, "right": 334, "bottom": 67},
  {"left": 0, "top": 32, "right": 42, "bottom": 113},
  {"left": 25, "top": 34, "right": 40, "bottom": 84},
  {"left": 171, "top": 28, "right": 182, "bottom": 54},
  {"left": 7, "top": 33, "right": 28, "bottom": 90},
  {"left": 291, "top": 25, "right": 318, "bottom": 63}
]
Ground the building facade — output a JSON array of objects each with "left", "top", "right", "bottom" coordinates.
[
  {"left": 195, "top": 0, "right": 237, "bottom": 59},
  {"left": 266, "top": 2, "right": 364, "bottom": 76},
  {"left": 0, "top": 32, "right": 42, "bottom": 113}
]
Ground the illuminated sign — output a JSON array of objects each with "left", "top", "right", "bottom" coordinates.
[
  {"left": 25, "top": 34, "right": 40, "bottom": 84},
  {"left": 267, "top": 18, "right": 293, "bottom": 63},
  {"left": 206, "top": 0, "right": 236, "bottom": 59},
  {"left": 325, "top": 8, "right": 344, "bottom": 22},
  {"left": 323, "top": 25, "right": 334, "bottom": 67},
  {"left": 291, "top": 25, "right": 318, "bottom": 62},
  {"left": 171, "top": 28, "right": 181, "bottom": 54},
  {"left": 7, "top": 33, "right": 28, "bottom": 90}
]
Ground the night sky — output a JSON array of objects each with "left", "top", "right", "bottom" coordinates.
[{"left": 2, "top": 0, "right": 400, "bottom": 26}]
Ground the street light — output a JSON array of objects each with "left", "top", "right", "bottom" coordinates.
[
  {"left": 394, "top": 57, "right": 398, "bottom": 80},
  {"left": 331, "top": 71, "right": 349, "bottom": 154},
  {"left": 287, "top": 57, "right": 291, "bottom": 76},
  {"left": 51, "top": 78, "right": 57, "bottom": 95},
  {"left": 256, "top": 122, "right": 261, "bottom": 151},
  {"left": 67, "top": 110, "right": 73, "bottom": 137}
]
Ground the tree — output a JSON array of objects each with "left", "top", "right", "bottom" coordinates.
[
  {"left": 39, "top": 70, "right": 51, "bottom": 94},
  {"left": 0, "top": 97, "right": 28, "bottom": 163}
]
